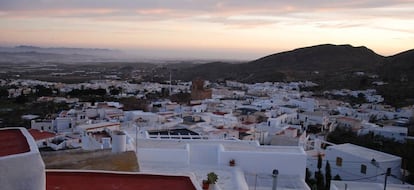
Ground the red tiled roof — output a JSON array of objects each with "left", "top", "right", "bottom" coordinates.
[
  {"left": 213, "top": 111, "right": 227, "bottom": 116},
  {"left": 28, "top": 129, "right": 57, "bottom": 141},
  {"left": 46, "top": 171, "right": 197, "bottom": 190},
  {"left": 242, "top": 121, "right": 254, "bottom": 125},
  {"left": 0, "top": 129, "right": 30, "bottom": 157}
]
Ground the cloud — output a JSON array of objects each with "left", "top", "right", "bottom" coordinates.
[
  {"left": 0, "top": 0, "right": 412, "bottom": 32},
  {"left": 1, "top": 0, "right": 412, "bottom": 18}
]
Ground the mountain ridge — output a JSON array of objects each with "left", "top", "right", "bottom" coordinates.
[{"left": 173, "top": 44, "right": 398, "bottom": 83}]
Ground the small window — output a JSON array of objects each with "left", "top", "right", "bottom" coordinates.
[
  {"left": 336, "top": 157, "right": 343, "bottom": 167},
  {"left": 361, "top": 164, "right": 367, "bottom": 174}
]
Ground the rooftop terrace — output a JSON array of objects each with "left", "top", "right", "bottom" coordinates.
[{"left": 136, "top": 138, "right": 305, "bottom": 153}]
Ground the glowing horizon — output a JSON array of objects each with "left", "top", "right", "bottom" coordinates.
[{"left": 0, "top": 0, "right": 413, "bottom": 60}]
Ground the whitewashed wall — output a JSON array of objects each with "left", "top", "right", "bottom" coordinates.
[
  {"left": 137, "top": 140, "right": 307, "bottom": 178},
  {"left": 138, "top": 144, "right": 190, "bottom": 165},
  {"left": 0, "top": 128, "right": 45, "bottom": 190}
]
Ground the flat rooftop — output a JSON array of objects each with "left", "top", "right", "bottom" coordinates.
[
  {"left": 77, "top": 122, "right": 120, "bottom": 131},
  {"left": 327, "top": 143, "right": 400, "bottom": 162},
  {"left": 28, "top": 129, "right": 57, "bottom": 141},
  {"left": 0, "top": 128, "right": 30, "bottom": 157},
  {"left": 46, "top": 171, "right": 196, "bottom": 190},
  {"left": 41, "top": 149, "right": 139, "bottom": 172}
]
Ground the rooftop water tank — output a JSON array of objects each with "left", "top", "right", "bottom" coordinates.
[{"left": 112, "top": 131, "right": 126, "bottom": 153}]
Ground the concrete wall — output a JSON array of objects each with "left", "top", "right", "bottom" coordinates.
[
  {"left": 189, "top": 144, "right": 219, "bottom": 165},
  {"left": 218, "top": 147, "right": 307, "bottom": 178},
  {"left": 138, "top": 145, "right": 190, "bottom": 165}
]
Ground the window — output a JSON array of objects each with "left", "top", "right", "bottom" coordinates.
[
  {"left": 336, "top": 157, "right": 343, "bottom": 167},
  {"left": 361, "top": 164, "right": 367, "bottom": 174}
]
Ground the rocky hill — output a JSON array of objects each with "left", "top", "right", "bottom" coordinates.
[{"left": 249, "top": 44, "right": 384, "bottom": 71}]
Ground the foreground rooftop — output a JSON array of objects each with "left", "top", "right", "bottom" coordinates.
[
  {"left": 46, "top": 170, "right": 197, "bottom": 190},
  {"left": 0, "top": 128, "right": 30, "bottom": 157},
  {"left": 331, "top": 180, "right": 414, "bottom": 190}
]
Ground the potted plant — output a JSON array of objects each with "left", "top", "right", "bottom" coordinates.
[
  {"left": 207, "top": 172, "right": 218, "bottom": 184},
  {"left": 229, "top": 159, "right": 235, "bottom": 166},
  {"left": 202, "top": 179, "right": 210, "bottom": 190},
  {"left": 202, "top": 172, "right": 218, "bottom": 190}
]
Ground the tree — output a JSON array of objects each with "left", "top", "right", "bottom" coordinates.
[
  {"left": 15, "top": 95, "right": 28, "bottom": 104},
  {"left": 169, "top": 92, "right": 191, "bottom": 104},
  {"left": 315, "top": 171, "right": 325, "bottom": 190},
  {"left": 305, "top": 168, "right": 316, "bottom": 189},
  {"left": 317, "top": 154, "right": 323, "bottom": 171},
  {"left": 316, "top": 154, "right": 325, "bottom": 190},
  {"left": 161, "top": 87, "right": 169, "bottom": 97},
  {"left": 34, "top": 85, "right": 53, "bottom": 97},
  {"left": 109, "top": 87, "right": 121, "bottom": 96},
  {"left": 0, "top": 88, "right": 8, "bottom": 98}
]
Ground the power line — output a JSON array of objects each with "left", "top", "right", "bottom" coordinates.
[{"left": 344, "top": 173, "right": 385, "bottom": 181}]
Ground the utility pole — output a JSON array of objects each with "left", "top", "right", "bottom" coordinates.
[
  {"left": 169, "top": 71, "right": 172, "bottom": 95},
  {"left": 384, "top": 168, "right": 391, "bottom": 190},
  {"left": 135, "top": 123, "right": 138, "bottom": 152}
]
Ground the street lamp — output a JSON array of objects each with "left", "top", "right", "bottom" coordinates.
[
  {"left": 135, "top": 117, "right": 144, "bottom": 152},
  {"left": 272, "top": 169, "right": 279, "bottom": 190}
]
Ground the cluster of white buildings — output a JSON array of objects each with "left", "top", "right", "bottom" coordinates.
[
  {"left": 1, "top": 78, "right": 192, "bottom": 98},
  {"left": 2, "top": 78, "right": 414, "bottom": 189}
]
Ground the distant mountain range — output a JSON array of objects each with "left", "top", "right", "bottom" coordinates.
[{"left": 0, "top": 45, "right": 123, "bottom": 63}]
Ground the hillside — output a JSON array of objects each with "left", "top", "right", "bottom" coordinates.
[
  {"left": 169, "top": 44, "right": 414, "bottom": 106},
  {"left": 174, "top": 44, "right": 385, "bottom": 83},
  {"left": 381, "top": 49, "right": 414, "bottom": 82},
  {"left": 376, "top": 49, "right": 414, "bottom": 107},
  {"left": 248, "top": 44, "right": 384, "bottom": 71}
]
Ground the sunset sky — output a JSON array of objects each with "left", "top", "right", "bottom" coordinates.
[{"left": 0, "top": 0, "right": 413, "bottom": 60}]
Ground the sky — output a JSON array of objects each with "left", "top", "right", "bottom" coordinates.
[{"left": 0, "top": 0, "right": 413, "bottom": 60}]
